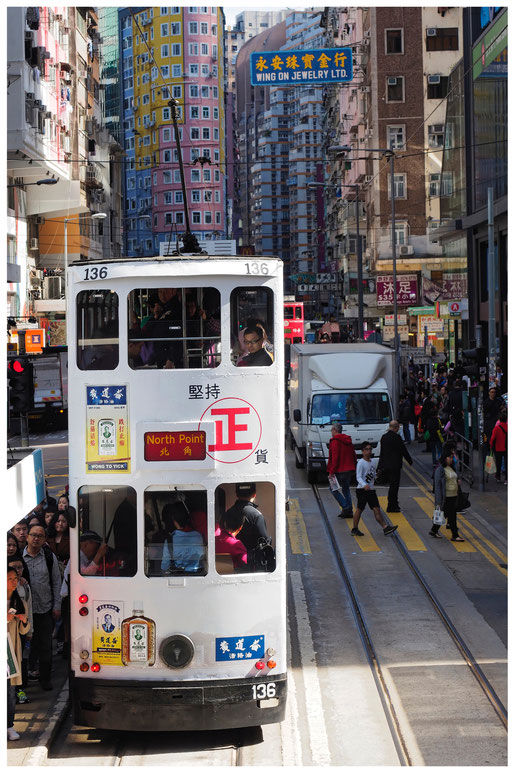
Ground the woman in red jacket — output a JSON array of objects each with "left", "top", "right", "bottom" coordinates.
[
  {"left": 490, "top": 409, "right": 507, "bottom": 484},
  {"left": 327, "top": 422, "right": 358, "bottom": 518}
]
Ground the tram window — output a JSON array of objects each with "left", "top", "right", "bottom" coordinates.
[
  {"left": 77, "top": 290, "right": 119, "bottom": 370},
  {"left": 284, "top": 307, "right": 294, "bottom": 320},
  {"left": 78, "top": 486, "right": 137, "bottom": 576},
  {"left": 127, "top": 287, "right": 221, "bottom": 369},
  {"left": 214, "top": 482, "right": 276, "bottom": 575},
  {"left": 294, "top": 307, "right": 303, "bottom": 320},
  {"left": 231, "top": 287, "right": 274, "bottom": 366},
  {"left": 144, "top": 488, "right": 207, "bottom": 577}
]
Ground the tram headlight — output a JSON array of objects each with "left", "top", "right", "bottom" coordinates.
[{"left": 80, "top": 650, "right": 89, "bottom": 660}]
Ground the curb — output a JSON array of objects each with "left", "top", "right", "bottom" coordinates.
[{"left": 23, "top": 681, "right": 70, "bottom": 766}]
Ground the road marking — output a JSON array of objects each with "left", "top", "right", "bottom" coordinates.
[
  {"left": 458, "top": 517, "right": 507, "bottom": 563},
  {"left": 286, "top": 499, "right": 312, "bottom": 555},
  {"left": 282, "top": 665, "right": 303, "bottom": 765},
  {"left": 289, "top": 571, "right": 331, "bottom": 766},
  {"left": 377, "top": 497, "right": 426, "bottom": 551},
  {"left": 342, "top": 518, "right": 381, "bottom": 551},
  {"left": 414, "top": 497, "right": 476, "bottom": 552}
]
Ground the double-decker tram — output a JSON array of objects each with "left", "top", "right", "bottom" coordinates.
[
  {"left": 67, "top": 254, "right": 286, "bottom": 731},
  {"left": 283, "top": 299, "right": 304, "bottom": 346}
]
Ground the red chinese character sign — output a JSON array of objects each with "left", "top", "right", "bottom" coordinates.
[
  {"left": 376, "top": 274, "right": 419, "bottom": 307},
  {"left": 198, "top": 397, "right": 262, "bottom": 464}
]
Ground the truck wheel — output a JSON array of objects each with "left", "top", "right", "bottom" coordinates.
[{"left": 307, "top": 469, "right": 318, "bottom": 484}]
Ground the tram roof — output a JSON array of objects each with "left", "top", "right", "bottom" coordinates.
[{"left": 69, "top": 255, "right": 280, "bottom": 267}]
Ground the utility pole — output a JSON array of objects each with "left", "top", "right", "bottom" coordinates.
[
  {"left": 476, "top": 324, "right": 485, "bottom": 492},
  {"left": 487, "top": 187, "right": 496, "bottom": 387}
]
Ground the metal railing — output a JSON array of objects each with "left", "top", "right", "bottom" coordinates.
[{"left": 448, "top": 431, "right": 474, "bottom": 487}]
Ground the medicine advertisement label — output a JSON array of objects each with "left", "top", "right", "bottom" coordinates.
[
  {"left": 92, "top": 602, "right": 124, "bottom": 666},
  {"left": 86, "top": 386, "right": 130, "bottom": 473}
]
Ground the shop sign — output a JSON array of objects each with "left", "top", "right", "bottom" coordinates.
[
  {"left": 382, "top": 325, "right": 410, "bottom": 342},
  {"left": 377, "top": 274, "right": 418, "bottom": 307},
  {"left": 418, "top": 315, "right": 444, "bottom": 333},
  {"left": 250, "top": 48, "right": 353, "bottom": 86},
  {"left": 384, "top": 314, "right": 407, "bottom": 326}
]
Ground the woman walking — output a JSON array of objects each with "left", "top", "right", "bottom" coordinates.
[
  {"left": 7, "top": 566, "right": 30, "bottom": 740},
  {"left": 429, "top": 450, "right": 465, "bottom": 541}
]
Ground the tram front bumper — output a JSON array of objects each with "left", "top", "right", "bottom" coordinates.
[{"left": 71, "top": 672, "right": 287, "bottom": 731}]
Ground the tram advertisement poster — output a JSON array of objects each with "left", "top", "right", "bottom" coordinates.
[
  {"left": 86, "top": 386, "right": 130, "bottom": 473},
  {"left": 93, "top": 601, "right": 124, "bottom": 666}
]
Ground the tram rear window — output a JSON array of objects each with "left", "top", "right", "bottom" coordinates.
[
  {"left": 144, "top": 488, "right": 207, "bottom": 577},
  {"left": 127, "top": 288, "right": 221, "bottom": 369},
  {"left": 231, "top": 287, "right": 274, "bottom": 366},
  {"left": 77, "top": 290, "right": 119, "bottom": 370},
  {"left": 78, "top": 486, "right": 137, "bottom": 577},
  {"left": 215, "top": 482, "right": 276, "bottom": 575}
]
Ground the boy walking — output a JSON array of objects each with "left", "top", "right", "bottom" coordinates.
[{"left": 352, "top": 442, "right": 398, "bottom": 537}]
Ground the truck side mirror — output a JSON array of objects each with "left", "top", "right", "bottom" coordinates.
[{"left": 293, "top": 409, "right": 301, "bottom": 422}]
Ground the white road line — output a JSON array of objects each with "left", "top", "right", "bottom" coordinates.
[
  {"left": 289, "top": 570, "right": 331, "bottom": 766},
  {"left": 281, "top": 667, "right": 303, "bottom": 765}
]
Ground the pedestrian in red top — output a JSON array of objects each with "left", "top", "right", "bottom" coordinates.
[
  {"left": 490, "top": 409, "right": 507, "bottom": 484},
  {"left": 327, "top": 422, "right": 358, "bottom": 518}
]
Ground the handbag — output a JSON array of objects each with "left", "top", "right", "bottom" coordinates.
[
  {"left": 484, "top": 454, "right": 497, "bottom": 476},
  {"left": 432, "top": 506, "right": 446, "bottom": 526},
  {"left": 457, "top": 486, "right": 470, "bottom": 511},
  {"left": 423, "top": 429, "right": 431, "bottom": 441}
]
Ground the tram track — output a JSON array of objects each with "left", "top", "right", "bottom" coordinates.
[{"left": 311, "top": 481, "right": 508, "bottom": 763}]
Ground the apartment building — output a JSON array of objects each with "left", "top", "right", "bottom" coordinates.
[
  {"left": 322, "top": 6, "right": 463, "bottom": 339},
  {"left": 119, "top": 6, "right": 226, "bottom": 256},
  {"left": 7, "top": 7, "right": 122, "bottom": 336}
]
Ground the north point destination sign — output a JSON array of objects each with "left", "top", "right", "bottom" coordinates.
[{"left": 250, "top": 48, "right": 353, "bottom": 86}]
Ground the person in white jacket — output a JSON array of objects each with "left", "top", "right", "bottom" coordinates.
[{"left": 351, "top": 442, "right": 398, "bottom": 537}]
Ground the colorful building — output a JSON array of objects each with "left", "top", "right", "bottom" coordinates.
[{"left": 119, "top": 6, "right": 227, "bottom": 256}]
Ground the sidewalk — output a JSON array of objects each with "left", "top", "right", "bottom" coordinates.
[
  {"left": 7, "top": 642, "right": 69, "bottom": 766},
  {"left": 407, "top": 435, "right": 508, "bottom": 544}
]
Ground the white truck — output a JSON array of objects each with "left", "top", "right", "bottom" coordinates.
[{"left": 288, "top": 343, "right": 397, "bottom": 483}]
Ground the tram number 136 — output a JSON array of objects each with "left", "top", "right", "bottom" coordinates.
[
  {"left": 252, "top": 682, "right": 276, "bottom": 700},
  {"left": 245, "top": 262, "right": 269, "bottom": 275}
]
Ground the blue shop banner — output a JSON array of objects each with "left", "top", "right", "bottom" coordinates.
[
  {"left": 250, "top": 48, "right": 353, "bottom": 86},
  {"left": 216, "top": 635, "right": 265, "bottom": 661}
]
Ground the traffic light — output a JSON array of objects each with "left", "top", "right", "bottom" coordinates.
[
  {"left": 462, "top": 347, "right": 487, "bottom": 381},
  {"left": 7, "top": 357, "right": 34, "bottom": 413}
]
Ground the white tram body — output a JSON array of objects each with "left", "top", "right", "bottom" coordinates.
[{"left": 66, "top": 256, "right": 286, "bottom": 730}]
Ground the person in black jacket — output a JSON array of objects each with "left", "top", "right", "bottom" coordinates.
[
  {"left": 378, "top": 420, "right": 413, "bottom": 512},
  {"left": 483, "top": 387, "right": 505, "bottom": 448},
  {"left": 223, "top": 483, "right": 269, "bottom": 551},
  {"left": 398, "top": 393, "right": 412, "bottom": 445}
]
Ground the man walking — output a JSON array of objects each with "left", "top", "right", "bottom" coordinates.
[
  {"left": 378, "top": 420, "right": 413, "bottom": 513},
  {"left": 326, "top": 422, "right": 357, "bottom": 517},
  {"left": 23, "top": 523, "right": 62, "bottom": 690},
  {"left": 351, "top": 442, "right": 398, "bottom": 537}
]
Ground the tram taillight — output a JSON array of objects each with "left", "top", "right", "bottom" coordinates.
[
  {"left": 91, "top": 663, "right": 101, "bottom": 673},
  {"left": 267, "top": 660, "right": 277, "bottom": 669},
  {"left": 79, "top": 607, "right": 89, "bottom": 616},
  {"left": 78, "top": 594, "right": 88, "bottom": 604},
  {"left": 255, "top": 661, "right": 265, "bottom": 670}
]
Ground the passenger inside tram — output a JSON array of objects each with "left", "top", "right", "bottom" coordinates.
[
  {"left": 231, "top": 287, "right": 274, "bottom": 365},
  {"left": 128, "top": 287, "right": 221, "bottom": 369},
  {"left": 145, "top": 490, "right": 208, "bottom": 577}
]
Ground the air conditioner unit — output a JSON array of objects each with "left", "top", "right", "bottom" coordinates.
[
  {"left": 360, "top": 86, "right": 370, "bottom": 93},
  {"left": 399, "top": 245, "right": 414, "bottom": 256},
  {"left": 364, "top": 30, "right": 371, "bottom": 39},
  {"left": 430, "top": 124, "right": 445, "bottom": 134},
  {"left": 427, "top": 28, "right": 437, "bottom": 37},
  {"left": 34, "top": 99, "right": 43, "bottom": 107},
  {"left": 29, "top": 238, "right": 39, "bottom": 250},
  {"left": 428, "top": 74, "right": 441, "bottom": 84},
  {"left": 43, "top": 275, "right": 65, "bottom": 299},
  {"left": 78, "top": 70, "right": 88, "bottom": 79},
  {"left": 387, "top": 77, "right": 398, "bottom": 86},
  {"left": 44, "top": 111, "right": 52, "bottom": 119},
  {"left": 30, "top": 270, "right": 43, "bottom": 287}
]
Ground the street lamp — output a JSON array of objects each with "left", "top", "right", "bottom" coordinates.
[
  {"left": 7, "top": 178, "right": 58, "bottom": 188},
  {"left": 328, "top": 145, "right": 399, "bottom": 395},
  {"left": 64, "top": 212, "right": 107, "bottom": 272}
]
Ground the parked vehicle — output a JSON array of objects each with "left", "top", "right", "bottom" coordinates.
[{"left": 289, "top": 343, "right": 396, "bottom": 482}]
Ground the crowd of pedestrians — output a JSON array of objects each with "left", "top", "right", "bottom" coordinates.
[
  {"left": 327, "top": 357, "right": 507, "bottom": 542},
  {"left": 7, "top": 486, "right": 71, "bottom": 741}
]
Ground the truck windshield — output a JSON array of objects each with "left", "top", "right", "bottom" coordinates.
[{"left": 311, "top": 393, "right": 391, "bottom": 425}]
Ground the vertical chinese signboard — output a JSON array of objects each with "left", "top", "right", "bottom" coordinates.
[{"left": 86, "top": 386, "right": 130, "bottom": 473}]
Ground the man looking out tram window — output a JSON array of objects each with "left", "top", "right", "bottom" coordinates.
[
  {"left": 237, "top": 325, "right": 273, "bottom": 367},
  {"left": 225, "top": 483, "right": 269, "bottom": 553}
]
